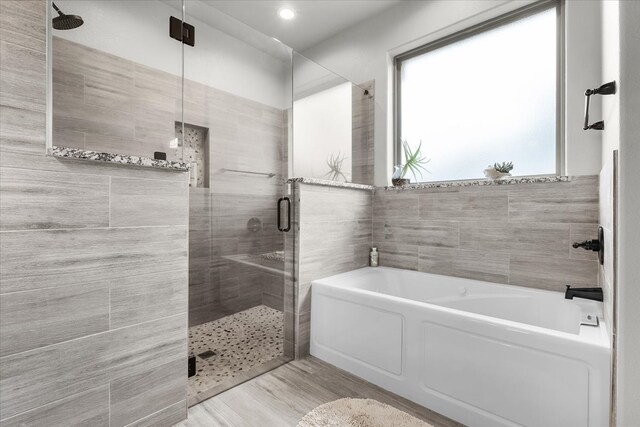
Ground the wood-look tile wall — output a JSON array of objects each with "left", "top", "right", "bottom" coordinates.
[
  {"left": 294, "top": 183, "right": 373, "bottom": 357},
  {"left": 0, "top": 1, "right": 189, "bottom": 425},
  {"left": 52, "top": 37, "right": 181, "bottom": 161},
  {"left": 352, "top": 81, "right": 375, "bottom": 186},
  {"left": 51, "top": 35, "right": 289, "bottom": 327},
  {"left": 373, "top": 177, "right": 600, "bottom": 291},
  {"left": 183, "top": 78, "right": 287, "bottom": 327},
  {"left": 293, "top": 177, "right": 600, "bottom": 357}
]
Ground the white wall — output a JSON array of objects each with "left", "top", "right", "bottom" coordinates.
[
  {"left": 599, "top": 0, "right": 619, "bottom": 337},
  {"left": 293, "top": 83, "right": 352, "bottom": 181},
  {"left": 301, "top": 0, "right": 603, "bottom": 185},
  {"left": 615, "top": 0, "right": 640, "bottom": 424},
  {"left": 54, "top": 0, "right": 290, "bottom": 109},
  {"left": 564, "top": 0, "right": 603, "bottom": 175},
  {"left": 600, "top": 1, "right": 640, "bottom": 424},
  {"left": 293, "top": 52, "right": 349, "bottom": 100}
]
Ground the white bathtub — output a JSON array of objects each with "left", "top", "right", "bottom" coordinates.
[{"left": 310, "top": 267, "right": 610, "bottom": 427}]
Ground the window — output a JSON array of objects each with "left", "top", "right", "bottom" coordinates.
[{"left": 395, "top": 2, "right": 560, "bottom": 183}]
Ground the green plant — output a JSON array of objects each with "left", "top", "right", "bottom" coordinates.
[
  {"left": 401, "top": 139, "right": 430, "bottom": 179},
  {"left": 324, "top": 152, "right": 348, "bottom": 181},
  {"left": 493, "top": 162, "right": 514, "bottom": 173}
]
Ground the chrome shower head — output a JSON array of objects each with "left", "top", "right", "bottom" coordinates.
[{"left": 52, "top": 2, "right": 83, "bottom": 30}]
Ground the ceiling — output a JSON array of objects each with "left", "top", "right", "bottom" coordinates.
[{"left": 197, "top": 1, "right": 402, "bottom": 51}]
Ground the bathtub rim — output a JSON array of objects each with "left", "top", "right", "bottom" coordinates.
[{"left": 311, "top": 266, "right": 610, "bottom": 349}]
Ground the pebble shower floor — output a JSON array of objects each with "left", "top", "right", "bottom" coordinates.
[{"left": 188, "top": 305, "right": 284, "bottom": 401}]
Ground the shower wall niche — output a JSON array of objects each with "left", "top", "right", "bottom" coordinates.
[{"left": 176, "top": 123, "right": 209, "bottom": 188}]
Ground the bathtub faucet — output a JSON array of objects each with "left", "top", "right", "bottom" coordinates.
[{"left": 565, "top": 285, "right": 603, "bottom": 302}]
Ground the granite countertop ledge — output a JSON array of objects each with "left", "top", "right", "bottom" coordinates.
[
  {"left": 382, "top": 175, "right": 570, "bottom": 190},
  {"left": 287, "top": 176, "right": 570, "bottom": 191},
  {"left": 288, "top": 177, "right": 375, "bottom": 191},
  {"left": 51, "top": 146, "right": 189, "bottom": 171}
]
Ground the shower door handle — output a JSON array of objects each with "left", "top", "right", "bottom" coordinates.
[{"left": 277, "top": 197, "right": 291, "bottom": 232}]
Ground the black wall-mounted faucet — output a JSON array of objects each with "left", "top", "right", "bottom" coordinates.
[{"left": 565, "top": 285, "right": 603, "bottom": 302}]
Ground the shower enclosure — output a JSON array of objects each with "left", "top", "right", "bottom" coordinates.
[
  {"left": 181, "top": 2, "right": 374, "bottom": 404},
  {"left": 48, "top": 0, "right": 374, "bottom": 407},
  {"left": 179, "top": 2, "right": 296, "bottom": 405}
]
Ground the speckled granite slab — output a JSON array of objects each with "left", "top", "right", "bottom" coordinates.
[
  {"left": 288, "top": 177, "right": 375, "bottom": 191},
  {"left": 51, "top": 146, "right": 189, "bottom": 171},
  {"left": 382, "top": 176, "right": 570, "bottom": 190},
  {"left": 287, "top": 176, "right": 570, "bottom": 191}
]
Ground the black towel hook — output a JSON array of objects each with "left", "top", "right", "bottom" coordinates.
[{"left": 583, "top": 81, "right": 616, "bottom": 131}]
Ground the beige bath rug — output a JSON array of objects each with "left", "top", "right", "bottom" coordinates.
[{"left": 298, "top": 398, "right": 434, "bottom": 427}]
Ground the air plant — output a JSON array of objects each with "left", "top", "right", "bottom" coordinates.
[
  {"left": 401, "top": 139, "right": 431, "bottom": 179},
  {"left": 493, "top": 162, "right": 514, "bottom": 174},
  {"left": 324, "top": 152, "right": 348, "bottom": 182}
]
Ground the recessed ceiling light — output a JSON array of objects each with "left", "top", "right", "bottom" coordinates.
[{"left": 278, "top": 8, "right": 295, "bottom": 20}]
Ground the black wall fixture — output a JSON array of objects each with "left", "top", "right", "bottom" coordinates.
[
  {"left": 52, "top": 2, "right": 84, "bottom": 30},
  {"left": 583, "top": 81, "right": 616, "bottom": 130},
  {"left": 573, "top": 226, "right": 605, "bottom": 265},
  {"left": 170, "top": 16, "right": 195, "bottom": 47},
  {"left": 277, "top": 197, "right": 291, "bottom": 232}
]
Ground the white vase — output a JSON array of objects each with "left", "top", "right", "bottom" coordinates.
[{"left": 483, "top": 167, "right": 511, "bottom": 180}]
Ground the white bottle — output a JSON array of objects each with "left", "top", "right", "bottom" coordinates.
[{"left": 369, "top": 247, "right": 379, "bottom": 267}]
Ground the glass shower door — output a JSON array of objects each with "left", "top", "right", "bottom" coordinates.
[{"left": 181, "top": 1, "right": 294, "bottom": 405}]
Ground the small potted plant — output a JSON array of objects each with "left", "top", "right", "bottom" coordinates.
[
  {"left": 484, "top": 162, "right": 514, "bottom": 180},
  {"left": 392, "top": 140, "right": 430, "bottom": 186}
]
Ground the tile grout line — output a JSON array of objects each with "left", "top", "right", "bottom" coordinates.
[
  {"left": 0, "top": 311, "right": 187, "bottom": 361},
  {"left": 0, "top": 224, "right": 189, "bottom": 233},
  {"left": 108, "top": 380, "right": 111, "bottom": 427},
  {"left": 108, "top": 175, "right": 112, "bottom": 228},
  {"left": 0, "top": 384, "right": 110, "bottom": 424},
  {"left": 108, "top": 285, "right": 112, "bottom": 331},
  {"left": 122, "top": 400, "right": 185, "bottom": 427}
]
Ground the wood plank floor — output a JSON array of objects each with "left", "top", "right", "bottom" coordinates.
[{"left": 176, "top": 356, "right": 462, "bottom": 427}]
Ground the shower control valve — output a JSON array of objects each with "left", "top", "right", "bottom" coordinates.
[
  {"left": 572, "top": 226, "right": 605, "bottom": 266},
  {"left": 572, "top": 239, "right": 600, "bottom": 252}
]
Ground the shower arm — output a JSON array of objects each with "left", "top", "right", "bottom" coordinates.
[{"left": 52, "top": 2, "right": 63, "bottom": 16}]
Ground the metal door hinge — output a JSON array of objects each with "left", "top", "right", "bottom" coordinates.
[{"left": 170, "top": 16, "right": 195, "bottom": 47}]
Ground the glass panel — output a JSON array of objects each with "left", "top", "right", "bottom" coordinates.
[
  {"left": 182, "top": 0, "right": 294, "bottom": 405},
  {"left": 293, "top": 54, "right": 351, "bottom": 181},
  {"left": 400, "top": 8, "right": 557, "bottom": 182},
  {"left": 293, "top": 53, "right": 375, "bottom": 185},
  {"left": 50, "top": 0, "right": 183, "bottom": 160}
]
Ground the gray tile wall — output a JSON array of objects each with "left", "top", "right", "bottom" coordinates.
[
  {"left": 183, "top": 79, "right": 288, "bottom": 327},
  {"left": 0, "top": 1, "right": 188, "bottom": 425},
  {"left": 50, "top": 36, "right": 289, "bottom": 327},
  {"left": 373, "top": 176, "right": 600, "bottom": 291},
  {"left": 293, "top": 177, "right": 600, "bottom": 357},
  {"left": 294, "top": 183, "right": 373, "bottom": 357},
  {"left": 352, "top": 81, "right": 375, "bottom": 186},
  {"left": 52, "top": 37, "right": 181, "bottom": 161}
]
